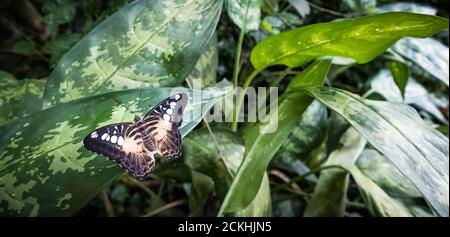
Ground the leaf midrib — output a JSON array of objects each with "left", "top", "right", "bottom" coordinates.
[
  {"left": 258, "top": 22, "right": 440, "bottom": 69},
  {"left": 88, "top": 0, "right": 200, "bottom": 99}
]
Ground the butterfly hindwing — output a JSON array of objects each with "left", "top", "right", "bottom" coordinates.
[
  {"left": 83, "top": 123, "right": 155, "bottom": 180},
  {"left": 142, "top": 93, "right": 187, "bottom": 158}
]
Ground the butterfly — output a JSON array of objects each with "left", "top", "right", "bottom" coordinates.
[{"left": 83, "top": 93, "right": 188, "bottom": 180}]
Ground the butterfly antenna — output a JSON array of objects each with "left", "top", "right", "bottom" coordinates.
[{"left": 112, "top": 97, "right": 139, "bottom": 116}]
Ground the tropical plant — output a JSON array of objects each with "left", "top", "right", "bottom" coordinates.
[{"left": 0, "top": 0, "right": 448, "bottom": 217}]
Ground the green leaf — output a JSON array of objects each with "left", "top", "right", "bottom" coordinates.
[
  {"left": 387, "top": 59, "right": 409, "bottom": 98},
  {"left": 344, "top": 165, "right": 413, "bottom": 217},
  {"left": 368, "top": 70, "right": 447, "bottom": 124},
  {"left": 186, "top": 34, "right": 218, "bottom": 89},
  {"left": 0, "top": 88, "right": 225, "bottom": 216},
  {"left": 12, "top": 41, "right": 36, "bottom": 55},
  {"left": 250, "top": 12, "right": 448, "bottom": 70},
  {"left": 304, "top": 127, "right": 367, "bottom": 217},
  {"left": 225, "top": 0, "right": 263, "bottom": 32},
  {"left": 392, "top": 37, "right": 449, "bottom": 87},
  {"left": 43, "top": 33, "right": 83, "bottom": 67},
  {"left": 303, "top": 86, "right": 449, "bottom": 217},
  {"left": 43, "top": 0, "right": 223, "bottom": 107},
  {"left": 183, "top": 127, "right": 244, "bottom": 199},
  {"left": 187, "top": 171, "right": 214, "bottom": 217},
  {"left": 357, "top": 149, "right": 421, "bottom": 198},
  {"left": 0, "top": 71, "right": 46, "bottom": 126},
  {"left": 234, "top": 173, "right": 272, "bottom": 217},
  {"left": 42, "top": 0, "right": 77, "bottom": 36},
  {"left": 275, "top": 100, "right": 328, "bottom": 165},
  {"left": 219, "top": 60, "right": 331, "bottom": 214},
  {"left": 183, "top": 127, "right": 271, "bottom": 216}
]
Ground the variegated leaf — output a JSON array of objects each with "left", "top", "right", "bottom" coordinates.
[
  {"left": 303, "top": 86, "right": 449, "bottom": 217},
  {"left": 43, "top": 0, "right": 223, "bottom": 107},
  {"left": 0, "top": 88, "right": 225, "bottom": 216}
]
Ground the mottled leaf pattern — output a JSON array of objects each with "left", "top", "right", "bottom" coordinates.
[
  {"left": 251, "top": 12, "right": 448, "bottom": 70},
  {"left": 392, "top": 38, "right": 449, "bottom": 86},
  {"left": 43, "top": 0, "right": 223, "bottom": 107},
  {"left": 303, "top": 86, "right": 449, "bottom": 217},
  {"left": 0, "top": 71, "right": 46, "bottom": 126},
  {"left": 186, "top": 34, "right": 218, "bottom": 89},
  {"left": 225, "top": 0, "right": 263, "bottom": 32},
  {"left": 0, "top": 88, "right": 225, "bottom": 216},
  {"left": 357, "top": 149, "right": 421, "bottom": 198},
  {"left": 369, "top": 69, "right": 447, "bottom": 124}
]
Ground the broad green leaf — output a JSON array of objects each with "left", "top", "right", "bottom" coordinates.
[
  {"left": 357, "top": 149, "right": 421, "bottom": 198},
  {"left": 187, "top": 171, "right": 214, "bottom": 217},
  {"left": 0, "top": 88, "right": 225, "bottom": 216},
  {"left": 250, "top": 12, "right": 448, "bottom": 70},
  {"left": 183, "top": 127, "right": 244, "bottom": 199},
  {"left": 303, "top": 86, "right": 449, "bottom": 217},
  {"left": 392, "top": 37, "right": 449, "bottom": 87},
  {"left": 376, "top": 3, "right": 437, "bottom": 15},
  {"left": 43, "top": 0, "right": 223, "bottom": 107},
  {"left": 183, "top": 127, "right": 271, "bottom": 216},
  {"left": 369, "top": 69, "right": 447, "bottom": 124},
  {"left": 225, "top": 0, "right": 263, "bottom": 32},
  {"left": 343, "top": 165, "right": 413, "bottom": 217},
  {"left": 219, "top": 60, "right": 331, "bottom": 214},
  {"left": 186, "top": 34, "right": 218, "bottom": 89},
  {"left": 234, "top": 173, "right": 271, "bottom": 217},
  {"left": 275, "top": 100, "right": 328, "bottom": 167},
  {"left": 304, "top": 127, "right": 367, "bottom": 217},
  {"left": 0, "top": 71, "right": 46, "bottom": 126},
  {"left": 387, "top": 59, "right": 409, "bottom": 97}
]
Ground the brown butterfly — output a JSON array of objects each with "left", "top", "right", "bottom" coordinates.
[{"left": 83, "top": 93, "right": 188, "bottom": 180}]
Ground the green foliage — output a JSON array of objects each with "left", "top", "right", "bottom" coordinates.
[
  {"left": 303, "top": 86, "right": 449, "bottom": 216},
  {"left": 0, "top": 89, "right": 225, "bottom": 216},
  {"left": 225, "top": 0, "right": 263, "bottom": 32},
  {"left": 0, "top": 0, "right": 448, "bottom": 217},
  {"left": 43, "top": 0, "right": 223, "bottom": 107},
  {"left": 0, "top": 71, "right": 46, "bottom": 126},
  {"left": 250, "top": 12, "right": 448, "bottom": 70}
]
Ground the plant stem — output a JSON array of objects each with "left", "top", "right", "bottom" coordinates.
[
  {"left": 102, "top": 190, "right": 115, "bottom": 217},
  {"left": 231, "top": 70, "right": 260, "bottom": 131},
  {"left": 230, "top": 30, "right": 245, "bottom": 132},
  {"left": 232, "top": 30, "right": 245, "bottom": 90},
  {"left": 142, "top": 199, "right": 187, "bottom": 217}
]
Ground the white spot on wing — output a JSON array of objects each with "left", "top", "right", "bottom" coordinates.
[
  {"left": 91, "top": 132, "right": 98, "bottom": 138},
  {"left": 111, "top": 136, "right": 117, "bottom": 143},
  {"left": 106, "top": 135, "right": 110, "bottom": 141},
  {"left": 117, "top": 136, "right": 124, "bottom": 146},
  {"left": 174, "top": 94, "right": 180, "bottom": 100},
  {"left": 166, "top": 108, "right": 173, "bottom": 115},
  {"left": 101, "top": 133, "right": 108, "bottom": 140},
  {"left": 163, "top": 114, "right": 170, "bottom": 121}
]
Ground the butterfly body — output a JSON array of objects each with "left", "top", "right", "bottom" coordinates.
[{"left": 83, "top": 93, "right": 187, "bottom": 180}]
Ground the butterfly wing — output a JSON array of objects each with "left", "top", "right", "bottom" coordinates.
[
  {"left": 141, "top": 93, "right": 188, "bottom": 158},
  {"left": 83, "top": 123, "right": 155, "bottom": 180}
]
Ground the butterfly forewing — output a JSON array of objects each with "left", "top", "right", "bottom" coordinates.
[
  {"left": 142, "top": 93, "right": 187, "bottom": 158},
  {"left": 83, "top": 123, "right": 155, "bottom": 180}
]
